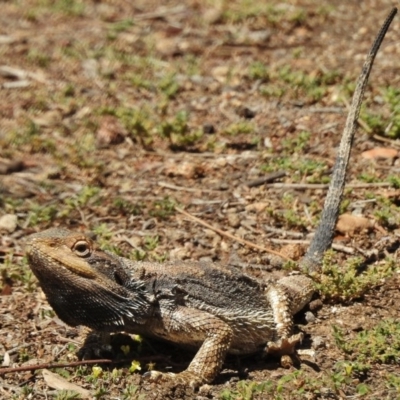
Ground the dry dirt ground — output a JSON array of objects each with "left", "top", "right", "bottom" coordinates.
[{"left": 1, "top": 0, "right": 400, "bottom": 399}]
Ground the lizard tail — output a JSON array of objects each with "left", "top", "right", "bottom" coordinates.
[{"left": 300, "top": 7, "right": 397, "bottom": 273}]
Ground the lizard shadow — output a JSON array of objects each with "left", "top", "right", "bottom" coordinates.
[{"left": 80, "top": 330, "right": 320, "bottom": 384}]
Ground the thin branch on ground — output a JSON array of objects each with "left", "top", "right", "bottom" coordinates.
[
  {"left": 268, "top": 238, "right": 356, "bottom": 255},
  {"left": 0, "top": 354, "right": 184, "bottom": 376},
  {"left": 246, "top": 171, "right": 286, "bottom": 187},
  {"left": 175, "top": 207, "right": 292, "bottom": 261},
  {"left": 158, "top": 181, "right": 217, "bottom": 193},
  {"left": 0, "top": 359, "right": 114, "bottom": 375},
  {"left": 265, "top": 182, "right": 391, "bottom": 189}
]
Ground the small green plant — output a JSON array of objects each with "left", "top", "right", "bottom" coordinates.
[
  {"left": 339, "top": 198, "right": 351, "bottom": 215},
  {"left": 27, "top": 49, "right": 51, "bottom": 68},
  {"left": 64, "top": 186, "right": 101, "bottom": 211},
  {"left": 360, "top": 86, "right": 400, "bottom": 138},
  {"left": 144, "top": 236, "right": 159, "bottom": 251},
  {"left": 329, "top": 361, "right": 369, "bottom": 394},
  {"left": 130, "top": 249, "right": 147, "bottom": 261},
  {"left": 388, "top": 175, "right": 400, "bottom": 188},
  {"left": 383, "top": 86, "right": 400, "bottom": 138},
  {"left": 282, "top": 130, "right": 310, "bottom": 152},
  {"left": 111, "top": 198, "right": 143, "bottom": 216},
  {"left": 49, "top": 0, "right": 86, "bottom": 16},
  {"left": 248, "top": 61, "right": 269, "bottom": 81},
  {"left": 259, "top": 65, "right": 341, "bottom": 103},
  {"left": 122, "top": 384, "right": 146, "bottom": 400},
  {"left": 261, "top": 156, "right": 326, "bottom": 183},
  {"left": 221, "top": 2, "right": 310, "bottom": 27},
  {"left": 18, "top": 348, "right": 32, "bottom": 363},
  {"left": 27, "top": 203, "right": 58, "bottom": 226},
  {"left": 114, "top": 106, "right": 154, "bottom": 147},
  {"left": 358, "top": 172, "right": 379, "bottom": 183},
  {"left": 92, "top": 224, "right": 113, "bottom": 242},
  {"left": 317, "top": 250, "right": 396, "bottom": 301},
  {"left": 220, "top": 380, "right": 274, "bottom": 400},
  {"left": 158, "top": 73, "right": 180, "bottom": 99},
  {"left": 158, "top": 111, "right": 202, "bottom": 148},
  {"left": 149, "top": 197, "right": 176, "bottom": 220},
  {"left": 93, "top": 386, "right": 108, "bottom": 398},
  {"left": 334, "top": 319, "right": 400, "bottom": 365},
  {"left": 223, "top": 121, "right": 253, "bottom": 136},
  {"left": 362, "top": 109, "right": 384, "bottom": 135},
  {"left": 2, "top": 121, "right": 55, "bottom": 153},
  {"left": 260, "top": 84, "right": 286, "bottom": 98},
  {"left": 373, "top": 195, "right": 400, "bottom": 227},
  {"left": 386, "top": 373, "right": 400, "bottom": 394},
  {"left": 220, "top": 371, "right": 318, "bottom": 400},
  {"left": 21, "top": 386, "right": 34, "bottom": 396},
  {"left": 55, "top": 369, "right": 71, "bottom": 379},
  {"left": 1, "top": 255, "right": 37, "bottom": 292},
  {"left": 107, "top": 19, "right": 134, "bottom": 40}
]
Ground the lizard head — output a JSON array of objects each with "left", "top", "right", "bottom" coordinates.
[{"left": 26, "top": 228, "right": 152, "bottom": 331}]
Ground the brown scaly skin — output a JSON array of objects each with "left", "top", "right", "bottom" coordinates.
[{"left": 26, "top": 9, "right": 397, "bottom": 388}]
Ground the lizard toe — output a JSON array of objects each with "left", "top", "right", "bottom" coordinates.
[
  {"left": 143, "top": 370, "right": 204, "bottom": 388},
  {"left": 265, "top": 332, "right": 303, "bottom": 356},
  {"left": 265, "top": 333, "right": 304, "bottom": 368}
]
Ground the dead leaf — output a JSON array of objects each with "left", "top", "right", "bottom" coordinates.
[
  {"left": 336, "top": 214, "right": 373, "bottom": 235},
  {"left": 361, "top": 147, "right": 398, "bottom": 160},
  {"left": 42, "top": 369, "right": 91, "bottom": 398}
]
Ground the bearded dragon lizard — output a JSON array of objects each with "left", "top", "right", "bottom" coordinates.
[{"left": 26, "top": 8, "right": 397, "bottom": 387}]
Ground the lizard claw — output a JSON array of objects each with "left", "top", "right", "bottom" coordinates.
[
  {"left": 143, "top": 370, "right": 175, "bottom": 382},
  {"left": 143, "top": 370, "right": 204, "bottom": 388},
  {"left": 265, "top": 333, "right": 304, "bottom": 368},
  {"left": 266, "top": 332, "right": 303, "bottom": 356}
]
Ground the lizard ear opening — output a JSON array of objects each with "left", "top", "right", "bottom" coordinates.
[
  {"left": 72, "top": 240, "right": 91, "bottom": 257},
  {"left": 113, "top": 270, "right": 124, "bottom": 286}
]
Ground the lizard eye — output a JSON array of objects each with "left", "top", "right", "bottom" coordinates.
[{"left": 73, "top": 240, "right": 91, "bottom": 257}]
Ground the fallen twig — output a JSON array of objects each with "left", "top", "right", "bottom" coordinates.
[
  {"left": 0, "top": 354, "right": 184, "bottom": 376},
  {"left": 0, "top": 359, "right": 113, "bottom": 376},
  {"left": 372, "top": 133, "right": 400, "bottom": 148},
  {"left": 158, "top": 181, "right": 217, "bottom": 193},
  {"left": 263, "top": 225, "right": 305, "bottom": 239},
  {"left": 246, "top": 171, "right": 286, "bottom": 188},
  {"left": 175, "top": 207, "right": 292, "bottom": 261},
  {"left": 269, "top": 238, "right": 356, "bottom": 255},
  {"left": 265, "top": 182, "right": 391, "bottom": 190}
]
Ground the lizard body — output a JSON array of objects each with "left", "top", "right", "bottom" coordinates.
[{"left": 26, "top": 8, "right": 397, "bottom": 387}]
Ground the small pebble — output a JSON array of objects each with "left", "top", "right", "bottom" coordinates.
[
  {"left": 0, "top": 214, "right": 17, "bottom": 232},
  {"left": 227, "top": 213, "right": 240, "bottom": 228},
  {"left": 305, "top": 311, "right": 316, "bottom": 323},
  {"left": 312, "top": 336, "right": 325, "bottom": 350}
]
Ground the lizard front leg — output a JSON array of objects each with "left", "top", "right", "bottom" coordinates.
[
  {"left": 264, "top": 276, "right": 314, "bottom": 366},
  {"left": 145, "top": 302, "right": 233, "bottom": 387}
]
